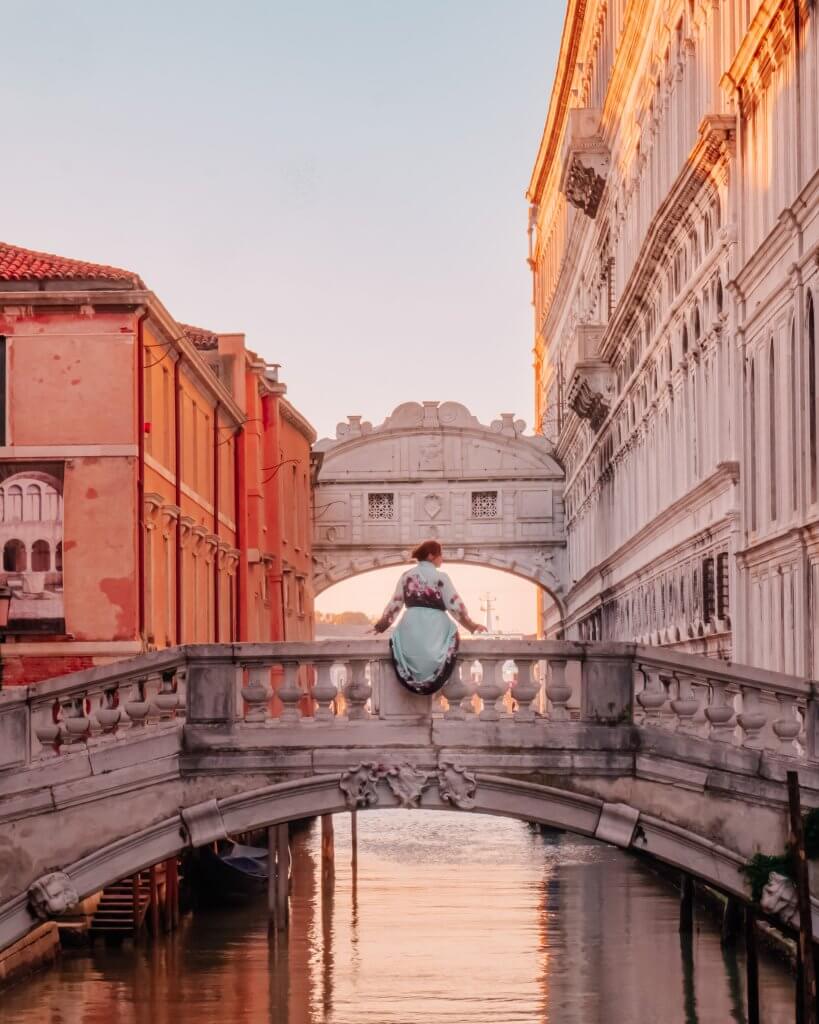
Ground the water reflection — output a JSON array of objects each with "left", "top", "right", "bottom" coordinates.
[{"left": 2, "top": 812, "right": 797, "bottom": 1024}]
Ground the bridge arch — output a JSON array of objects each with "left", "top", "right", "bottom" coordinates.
[
  {"left": 311, "top": 401, "right": 567, "bottom": 615},
  {"left": 0, "top": 770, "right": 762, "bottom": 952}
]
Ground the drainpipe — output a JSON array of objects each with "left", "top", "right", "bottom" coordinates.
[
  {"left": 174, "top": 357, "right": 182, "bottom": 644},
  {"left": 213, "top": 403, "right": 220, "bottom": 642},
  {"left": 234, "top": 425, "right": 246, "bottom": 641},
  {"left": 135, "top": 308, "right": 148, "bottom": 643}
]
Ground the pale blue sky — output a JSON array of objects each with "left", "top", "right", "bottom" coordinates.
[{"left": 4, "top": 1, "right": 563, "bottom": 629}]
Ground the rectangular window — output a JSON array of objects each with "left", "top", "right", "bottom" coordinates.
[
  {"left": 716, "top": 552, "right": 730, "bottom": 620},
  {"left": 702, "top": 557, "right": 716, "bottom": 621},
  {"left": 368, "top": 492, "right": 395, "bottom": 520},
  {"left": 471, "top": 491, "right": 498, "bottom": 518},
  {"left": 297, "top": 577, "right": 305, "bottom": 617}
]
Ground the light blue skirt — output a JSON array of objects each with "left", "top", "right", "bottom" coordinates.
[{"left": 390, "top": 607, "right": 459, "bottom": 695}]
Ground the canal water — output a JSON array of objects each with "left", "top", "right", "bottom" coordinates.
[{"left": 3, "top": 812, "right": 797, "bottom": 1023}]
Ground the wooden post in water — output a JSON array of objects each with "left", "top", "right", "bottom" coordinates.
[
  {"left": 679, "top": 873, "right": 694, "bottom": 934},
  {"left": 745, "top": 908, "right": 760, "bottom": 1024},
  {"left": 721, "top": 896, "right": 742, "bottom": 947},
  {"left": 276, "top": 822, "right": 290, "bottom": 932},
  {"left": 149, "top": 864, "right": 160, "bottom": 937},
  {"left": 321, "top": 814, "right": 335, "bottom": 892},
  {"left": 132, "top": 873, "right": 142, "bottom": 938},
  {"left": 351, "top": 810, "right": 358, "bottom": 875},
  {"left": 788, "top": 770, "right": 817, "bottom": 1024},
  {"left": 267, "top": 825, "right": 277, "bottom": 933}
]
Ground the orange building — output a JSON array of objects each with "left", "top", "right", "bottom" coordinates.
[{"left": 0, "top": 241, "right": 315, "bottom": 685}]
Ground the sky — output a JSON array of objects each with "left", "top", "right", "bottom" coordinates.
[{"left": 3, "top": 1, "right": 563, "bottom": 632}]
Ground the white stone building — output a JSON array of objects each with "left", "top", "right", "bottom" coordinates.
[{"left": 529, "top": 0, "right": 819, "bottom": 673}]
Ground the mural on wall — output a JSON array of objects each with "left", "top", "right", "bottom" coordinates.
[{"left": 0, "top": 462, "right": 64, "bottom": 633}]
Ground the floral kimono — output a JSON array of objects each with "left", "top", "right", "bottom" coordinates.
[{"left": 373, "top": 560, "right": 475, "bottom": 695}]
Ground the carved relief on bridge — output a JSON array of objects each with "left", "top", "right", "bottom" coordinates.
[{"left": 312, "top": 401, "right": 566, "bottom": 595}]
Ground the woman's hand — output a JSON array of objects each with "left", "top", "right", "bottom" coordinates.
[{"left": 471, "top": 623, "right": 488, "bottom": 634}]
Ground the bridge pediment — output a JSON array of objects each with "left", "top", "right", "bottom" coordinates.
[{"left": 312, "top": 402, "right": 566, "bottom": 595}]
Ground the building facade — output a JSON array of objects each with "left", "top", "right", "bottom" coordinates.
[
  {"left": 0, "top": 241, "right": 315, "bottom": 685},
  {"left": 529, "top": 0, "right": 819, "bottom": 674}
]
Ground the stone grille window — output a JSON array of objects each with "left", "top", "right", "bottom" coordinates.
[
  {"left": 471, "top": 491, "right": 498, "bottom": 519},
  {"left": 368, "top": 492, "right": 395, "bottom": 520}
]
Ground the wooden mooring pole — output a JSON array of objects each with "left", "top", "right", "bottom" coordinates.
[
  {"left": 788, "top": 770, "right": 817, "bottom": 1024},
  {"left": 351, "top": 810, "right": 358, "bottom": 875},
  {"left": 745, "top": 909, "right": 760, "bottom": 1024},
  {"left": 276, "top": 822, "right": 289, "bottom": 932},
  {"left": 679, "top": 873, "right": 694, "bottom": 934},
  {"left": 321, "top": 814, "right": 335, "bottom": 892}
]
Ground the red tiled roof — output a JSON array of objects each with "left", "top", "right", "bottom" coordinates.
[
  {"left": 179, "top": 322, "right": 220, "bottom": 351},
  {"left": 0, "top": 241, "right": 144, "bottom": 287}
]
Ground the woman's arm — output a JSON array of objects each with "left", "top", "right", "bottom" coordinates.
[
  {"left": 373, "top": 574, "right": 405, "bottom": 633},
  {"left": 441, "top": 574, "right": 485, "bottom": 634}
]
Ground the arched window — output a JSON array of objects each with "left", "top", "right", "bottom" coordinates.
[
  {"left": 56, "top": 541, "right": 63, "bottom": 573},
  {"left": 3, "top": 539, "right": 26, "bottom": 572},
  {"left": 716, "top": 279, "right": 724, "bottom": 315},
  {"left": 769, "top": 339, "right": 777, "bottom": 523},
  {"left": 25, "top": 484, "right": 41, "bottom": 521},
  {"left": 750, "top": 356, "right": 758, "bottom": 531},
  {"left": 7, "top": 485, "right": 23, "bottom": 520},
  {"left": 712, "top": 195, "right": 721, "bottom": 229},
  {"left": 32, "top": 540, "right": 50, "bottom": 572},
  {"left": 682, "top": 326, "right": 689, "bottom": 356},
  {"left": 809, "top": 292, "right": 817, "bottom": 505},
  {"left": 704, "top": 212, "right": 713, "bottom": 252},
  {"left": 693, "top": 307, "right": 701, "bottom": 343}
]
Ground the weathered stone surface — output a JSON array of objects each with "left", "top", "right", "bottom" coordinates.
[{"left": 594, "top": 801, "right": 640, "bottom": 848}]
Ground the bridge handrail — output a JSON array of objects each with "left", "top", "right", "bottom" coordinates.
[{"left": 1, "top": 640, "right": 816, "bottom": 772}]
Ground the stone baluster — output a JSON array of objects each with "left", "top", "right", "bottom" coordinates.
[
  {"left": 736, "top": 686, "right": 768, "bottom": 750},
  {"left": 344, "top": 659, "right": 372, "bottom": 720},
  {"left": 513, "top": 659, "right": 540, "bottom": 722},
  {"left": 670, "top": 673, "right": 700, "bottom": 735},
  {"left": 772, "top": 693, "right": 802, "bottom": 756},
  {"left": 241, "top": 665, "right": 271, "bottom": 725},
  {"left": 476, "top": 658, "right": 506, "bottom": 721},
  {"left": 94, "top": 687, "right": 122, "bottom": 736},
  {"left": 60, "top": 694, "right": 90, "bottom": 746},
  {"left": 124, "top": 678, "right": 151, "bottom": 728},
  {"left": 34, "top": 699, "right": 62, "bottom": 756},
  {"left": 312, "top": 661, "right": 339, "bottom": 723},
  {"left": 704, "top": 679, "right": 736, "bottom": 743},
  {"left": 636, "top": 669, "right": 667, "bottom": 723},
  {"left": 154, "top": 670, "right": 181, "bottom": 721},
  {"left": 545, "top": 658, "right": 572, "bottom": 722},
  {"left": 441, "top": 658, "right": 476, "bottom": 721},
  {"left": 278, "top": 661, "right": 304, "bottom": 724},
  {"left": 175, "top": 669, "right": 188, "bottom": 720}
]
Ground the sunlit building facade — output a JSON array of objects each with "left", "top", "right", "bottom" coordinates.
[{"left": 530, "top": 0, "right": 819, "bottom": 672}]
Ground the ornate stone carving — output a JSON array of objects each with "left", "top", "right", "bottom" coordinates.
[
  {"left": 28, "top": 871, "right": 79, "bottom": 920},
  {"left": 559, "top": 109, "right": 610, "bottom": 219},
  {"left": 437, "top": 762, "right": 477, "bottom": 810},
  {"left": 339, "top": 763, "right": 382, "bottom": 809},
  {"left": 423, "top": 494, "right": 442, "bottom": 520},
  {"left": 760, "top": 872, "right": 799, "bottom": 927},
  {"left": 383, "top": 765, "right": 434, "bottom": 808}
]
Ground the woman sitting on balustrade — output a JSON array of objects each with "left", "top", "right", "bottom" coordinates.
[{"left": 373, "top": 540, "right": 486, "bottom": 695}]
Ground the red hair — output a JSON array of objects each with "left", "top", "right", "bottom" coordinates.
[{"left": 412, "top": 539, "right": 442, "bottom": 562}]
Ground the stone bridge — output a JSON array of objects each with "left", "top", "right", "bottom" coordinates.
[
  {"left": 1, "top": 640, "right": 818, "bottom": 951},
  {"left": 311, "top": 401, "right": 566, "bottom": 605}
]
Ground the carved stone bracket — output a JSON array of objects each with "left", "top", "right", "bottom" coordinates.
[
  {"left": 437, "top": 762, "right": 478, "bottom": 810},
  {"left": 559, "top": 109, "right": 610, "bottom": 219},
  {"left": 180, "top": 798, "right": 228, "bottom": 847},
  {"left": 28, "top": 871, "right": 79, "bottom": 920},
  {"left": 594, "top": 801, "right": 640, "bottom": 848}
]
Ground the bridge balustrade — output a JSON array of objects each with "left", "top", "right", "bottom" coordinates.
[{"left": 0, "top": 641, "right": 815, "bottom": 769}]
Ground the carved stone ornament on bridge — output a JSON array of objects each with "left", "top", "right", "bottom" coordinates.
[
  {"left": 28, "top": 871, "right": 79, "bottom": 920},
  {"left": 437, "top": 762, "right": 478, "bottom": 810},
  {"left": 760, "top": 872, "right": 799, "bottom": 928},
  {"left": 383, "top": 764, "right": 434, "bottom": 808},
  {"left": 339, "top": 763, "right": 382, "bottom": 809}
]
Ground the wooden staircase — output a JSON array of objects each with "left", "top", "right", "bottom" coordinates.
[{"left": 90, "top": 860, "right": 179, "bottom": 940}]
